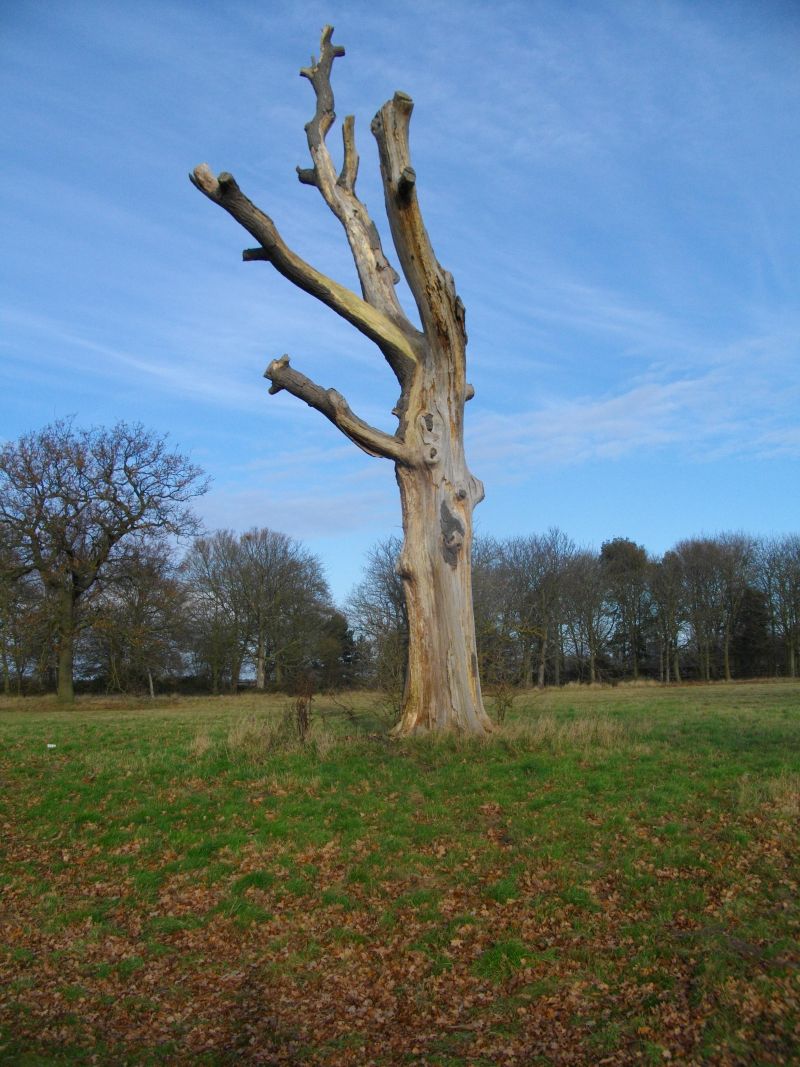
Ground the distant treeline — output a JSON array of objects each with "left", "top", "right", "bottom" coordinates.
[
  {"left": 2, "top": 524, "right": 798, "bottom": 698},
  {"left": 1, "top": 420, "right": 798, "bottom": 698},
  {"left": 348, "top": 530, "right": 800, "bottom": 696},
  {"left": 1, "top": 525, "right": 358, "bottom": 697}
]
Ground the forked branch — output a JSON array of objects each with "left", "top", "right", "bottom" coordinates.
[
  {"left": 296, "top": 26, "right": 409, "bottom": 330},
  {"left": 190, "top": 164, "right": 417, "bottom": 382},
  {"left": 264, "top": 355, "right": 412, "bottom": 464},
  {"left": 372, "top": 92, "right": 467, "bottom": 356}
]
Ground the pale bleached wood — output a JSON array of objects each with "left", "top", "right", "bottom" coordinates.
[
  {"left": 192, "top": 26, "right": 492, "bottom": 735},
  {"left": 190, "top": 165, "right": 417, "bottom": 383},
  {"left": 264, "top": 355, "right": 411, "bottom": 464}
]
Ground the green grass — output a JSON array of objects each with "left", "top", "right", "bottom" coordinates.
[{"left": 0, "top": 682, "right": 798, "bottom": 1064}]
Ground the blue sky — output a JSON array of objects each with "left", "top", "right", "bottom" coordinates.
[{"left": 2, "top": 0, "right": 799, "bottom": 603}]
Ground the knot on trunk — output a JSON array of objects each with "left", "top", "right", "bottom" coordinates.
[
  {"left": 440, "top": 500, "right": 465, "bottom": 568},
  {"left": 419, "top": 410, "right": 441, "bottom": 466}
]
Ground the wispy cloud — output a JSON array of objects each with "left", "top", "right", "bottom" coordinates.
[{"left": 470, "top": 327, "right": 800, "bottom": 473}]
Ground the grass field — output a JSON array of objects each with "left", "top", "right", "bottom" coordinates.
[{"left": 1, "top": 682, "right": 798, "bottom": 1065}]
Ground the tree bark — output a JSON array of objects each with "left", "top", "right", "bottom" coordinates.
[
  {"left": 393, "top": 463, "right": 486, "bottom": 734},
  {"left": 537, "top": 631, "right": 547, "bottom": 690},
  {"left": 673, "top": 645, "right": 682, "bottom": 684},
  {"left": 723, "top": 630, "right": 732, "bottom": 682},
  {"left": 255, "top": 631, "right": 267, "bottom": 690},
  {"left": 56, "top": 585, "right": 75, "bottom": 704},
  {"left": 193, "top": 29, "right": 492, "bottom": 734}
]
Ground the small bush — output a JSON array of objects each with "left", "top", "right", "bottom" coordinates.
[{"left": 491, "top": 683, "right": 516, "bottom": 725}]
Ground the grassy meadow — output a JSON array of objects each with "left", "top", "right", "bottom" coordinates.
[{"left": 1, "top": 682, "right": 798, "bottom": 1065}]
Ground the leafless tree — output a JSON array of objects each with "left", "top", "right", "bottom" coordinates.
[
  {"left": 716, "top": 533, "right": 757, "bottom": 681},
  {"left": 649, "top": 550, "right": 685, "bottom": 683},
  {"left": 499, "top": 529, "right": 575, "bottom": 688},
  {"left": 182, "top": 531, "right": 251, "bottom": 693},
  {"left": 347, "top": 536, "right": 408, "bottom": 705},
  {"left": 0, "top": 419, "right": 206, "bottom": 702},
  {"left": 600, "top": 537, "right": 651, "bottom": 680},
  {"left": 561, "top": 550, "right": 611, "bottom": 684},
  {"left": 0, "top": 532, "right": 47, "bottom": 694},
  {"left": 239, "top": 528, "right": 329, "bottom": 690},
  {"left": 673, "top": 538, "right": 726, "bottom": 681},
  {"left": 191, "top": 26, "right": 490, "bottom": 734},
  {"left": 183, "top": 528, "right": 331, "bottom": 692},
  {"left": 672, "top": 534, "right": 756, "bottom": 682},
  {"left": 759, "top": 535, "right": 800, "bottom": 677},
  {"left": 84, "top": 536, "right": 187, "bottom": 696}
]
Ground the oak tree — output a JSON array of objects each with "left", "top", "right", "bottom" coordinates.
[
  {"left": 192, "top": 26, "right": 491, "bottom": 733},
  {"left": 0, "top": 419, "right": 206, "bottom": 702}
]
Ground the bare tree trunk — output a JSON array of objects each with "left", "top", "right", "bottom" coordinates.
[
  {"left": 520, "top": 643, "right": 534, "bottom": 688},
  {"left": 147, "top": 669, "right": 155, "bottom": 699},
  {"left": 255, "top": 631, "right": 266, "bottom": 690},
  {"left": 537, "top": 630, "right": 547, "bottom": 690},
  {"left": 56, "top": 585, "right": 75, "bottom": 704},
  {"left": 723, "top": 631, "right": 732, "bottom": 681},
  {"left": 230, "top": 655, "right": 242, "bottom": 693},
  {"left": 192, "top": 28, "right": 492, "bottom": 734},
  {"left": 393, "top": 465, "right": 486, "bottom": 734}
]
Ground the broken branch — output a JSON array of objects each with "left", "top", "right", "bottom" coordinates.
[
  {"left": 296, "top": 26, "right": 410, "bottom": 330},
  {"left": 372, "top": 92, "right": 466, "bottom": 355},
  {"left": 264, "top": 355, "right": 413, "bottom": 464},
  {"left": 190, "top": 164, "right": 417, "bottom": 382}
]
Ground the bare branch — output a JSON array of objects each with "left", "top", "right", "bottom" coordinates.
[
  {"left": 397, "top": 166, "right": 416, "bottom": 203},
  {"left": 338, "top": 114, "right": 359, "bottom": 191},
  {"left": 190, "top": 164, "right": 417, "bottom": 382},
  {"left": 264, "top": 355, "right": 413, "bottom": 464},
  {"left": 296, "top": 27, "right": 410, "bottom": 328},
  {"left": 299, "top": 25, "right": 344, "bottom": 148},
  {"left": 296, "top": 166, "right": 317, "bottom": 187},
  {"left": 372, "top": 92, "right": 467, "bottom": 354}
]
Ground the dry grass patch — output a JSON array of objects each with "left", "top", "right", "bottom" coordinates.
[
  {"left": 501, "top": 712, "right": 632, "bottom": 752},
  {"left": 738, "top": 769, "right": 800, "bottom": 815}
]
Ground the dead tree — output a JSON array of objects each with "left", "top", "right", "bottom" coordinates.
[{"left": 191, "top": 26, "right": 491, "bottom": 734}]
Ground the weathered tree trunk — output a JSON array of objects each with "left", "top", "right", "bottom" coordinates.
[
  {"left": 255, "top": 631, "right": 267, "bottom": 690},
  {"left": 56, "top": 585, "right": 75, "bottom": 704},
  {"left": 393, "top": 464, "right": 485, "bottom": 733},
  {"left": 192, "top": 27, "right": 492, "bottom": 734},
  {"left": 229, "top": 654, "right": 242, "bottom": 693},
  {"left": 537, "top": 630, "right": 548, "bottom": 690},
  {"left": 723, "top": 630, "right": 732, "bottom": 682}
]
